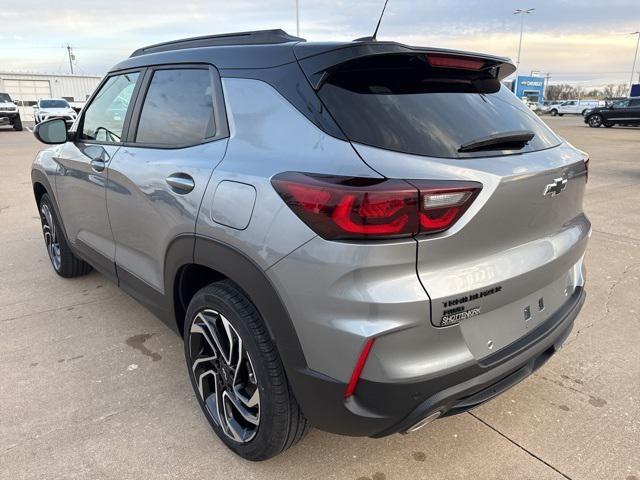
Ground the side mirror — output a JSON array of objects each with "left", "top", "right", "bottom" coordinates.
[{"left": 33, "top": 118, "right": 68, "bottom": 144}]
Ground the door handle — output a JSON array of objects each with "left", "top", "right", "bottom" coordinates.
[
  {"left": 90, "top": 159, "right": 106, "bottom": 172},
  {"left": 166, "top": 173, "right": 195, "bottom": 193}
]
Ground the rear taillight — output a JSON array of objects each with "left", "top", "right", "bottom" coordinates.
[
  {"left": 272, "top": 172, "right": 481, "bottom": 240},
  {"left": 411, "top": 181, "right": 482, "bottom": 234},
  {"left": 426, "top": 54, "right": 486, "bottom": 71}
]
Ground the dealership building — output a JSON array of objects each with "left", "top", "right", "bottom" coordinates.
[
  {"left": 507, "top": 75, "right": 547, "bottom": 103},
  {"left": 0, "top": 72, "right": 102, "bottom": 121}
]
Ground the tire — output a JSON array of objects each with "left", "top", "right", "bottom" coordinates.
[
  {"left": 13, "top": 115, "right": 23, "bottom": 131},
  {"left": 184, "top": 280, "right": 309, "bottom": 461},
  {"left": 550, "top": 109, "right": 558, "bottom": 116},
  {"left": 604, "top": 123, "right": 613, "bottom": 128},
  {"left": 587, "top": 114, "right": 603, "bottom": 128},
  {"left": 558, "top": 113, "right": 564, "bottom": 117},
  {"left": 38, "top": 193, "right": 92, "bottom": 277}
]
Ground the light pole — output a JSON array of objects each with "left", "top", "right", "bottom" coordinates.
[
  {"left": 629, "top": 31, "right": 640, "bottom": 96},
  {"left": 514, "top": 8, "right": 535, "bottom": 75},
  {"left": 295, "top": 0, "right": 300, "bottom": 37}
]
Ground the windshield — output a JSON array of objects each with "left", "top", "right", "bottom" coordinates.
[
  {"left": 40, "top": 99, "right": 70, "bottom": 109},
  {"left": 0, "top": 93, "right": 12, "bottom": 103},
  {"left": 318, "top": 54, "right": 561, "bottom": 159}
]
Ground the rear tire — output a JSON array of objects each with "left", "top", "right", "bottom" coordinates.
[
  {"left": 587, "top": 114, "right": 603, "bottom": 128},
  {"left": 38, "top": 193, "right": 92, "bottom": 277},
  {"left": 13, "top": 115, "right": 23, "bottom": 131},
  {"left": 550, "top": 109, "right": 558, "bottom": 116},
  {"left": 184, "top": 280, "right": 309, "bottom": 461}
]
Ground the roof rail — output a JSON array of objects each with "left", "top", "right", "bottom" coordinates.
[{"left": 130, "top": 29, "right": 305, "bottom": 57}]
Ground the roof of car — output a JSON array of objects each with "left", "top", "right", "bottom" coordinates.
[{"left": 111, "top": 28, "right": 514, "bottom": 76}]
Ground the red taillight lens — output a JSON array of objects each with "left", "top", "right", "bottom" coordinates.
[
  {"left": 412, "top": 181, "right": 482, "bottom": 234},
  {"left": 271, "top": 173, "right": 419, "bottom": 240},
  {"left": 426, "top": 54, "right": 486, "bottom": 71},
  {"left": 272, "top": 173, "right": 481, "bottom": 240}
]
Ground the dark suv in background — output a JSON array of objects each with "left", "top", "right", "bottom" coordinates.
[{"left": 585, "top": 97, "right": 640, "bottom": 127}]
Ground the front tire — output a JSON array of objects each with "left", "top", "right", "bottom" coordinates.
[
  {"left": 184, "top": 281, "right": 309, "bottom": 461},
  {"left": 550, "top": 109, "right": 558, "bottom": 116},
  {"left": 38, "top": 193, "right": 92, "bottom": 277},
  {"left": 13, "top": 115, "right": 23, "bottom": 131},
  {"left": 587, "top": 114, "right": 603, "bottom": 128}
]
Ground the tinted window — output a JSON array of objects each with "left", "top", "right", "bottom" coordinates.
[
  {"left": 81, "top": 72, "right": 139, "bottom": 143},
  {"left": 318, "top": 55, "right": 561, "bottom": 159},
  {"left": 629, "top": 99, "right": 640, "bottom": 107},
  {"left": 40, "top": 99, "right": 70, "bottom": 108},
  {"left": 0, "top": 93, "right": 12, "bottom": 103},
  {"left": 135, "top": 69, "right": 215, "bottom": 146}
]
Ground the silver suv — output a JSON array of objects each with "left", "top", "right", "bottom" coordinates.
[{"left": 31, "top": 30, "right": 590, "bottom": 461}]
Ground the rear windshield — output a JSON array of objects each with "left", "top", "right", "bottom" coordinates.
[{"left": 318, "top": 55, "right": 561, "bottom": 159}]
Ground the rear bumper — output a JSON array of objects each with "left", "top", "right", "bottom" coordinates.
[{"left": 292, "top": 287, "right": 584, "bottom": 437}]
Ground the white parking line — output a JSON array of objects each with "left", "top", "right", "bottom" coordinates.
[{"left": 26, "top": 126, "right": 33, "bottom": 133}]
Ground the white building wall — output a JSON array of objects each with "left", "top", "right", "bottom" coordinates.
[{"left": 0, "top": 72, "right": 102, "bottom": 121}]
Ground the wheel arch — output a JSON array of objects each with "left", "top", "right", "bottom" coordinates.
[{"left": 166, "top": 235, "right": 309, "bottom": 374}]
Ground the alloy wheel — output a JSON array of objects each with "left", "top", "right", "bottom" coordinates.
[
  {"left": 588, "top": 115, "right": 602, "bottom": 127},
  {"left": 188, "top": 309, "right": 261, "bottom": 443},
  {"left": 40, "top": 203, "right": 61, "bottom": 271}
]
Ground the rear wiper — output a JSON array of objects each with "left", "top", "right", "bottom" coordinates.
[{"left": 458, "top": 130, "right": 535, "bottom": 153}]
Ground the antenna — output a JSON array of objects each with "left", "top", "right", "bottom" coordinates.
[{"left": 372, "top": 0, "right": 390, "bottom": 40}]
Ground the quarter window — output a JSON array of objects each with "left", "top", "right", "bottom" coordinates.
[
  {"left": 135, "top": 68, "right": 215, "bottom": 146},
  {"left": 81, "top": 72, "right": 140, "bottom": 143}
]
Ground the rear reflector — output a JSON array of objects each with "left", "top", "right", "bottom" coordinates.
[
  {"left": 426, "top": 54, "right": 486, "bottom": 71},
  {"left": 272, "top": 173, "right": 481, "bottom": 240},
  {"left": 344, "top": 338, "right": 375, "bottom": 398}
]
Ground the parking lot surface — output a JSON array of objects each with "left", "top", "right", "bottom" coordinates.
[{"left": 1, "top": 118, "right": 638, "bottom": 480}]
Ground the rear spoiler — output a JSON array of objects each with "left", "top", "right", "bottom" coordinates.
[{"left": 293, "top": 41, "right": 516, "bottom": 90}]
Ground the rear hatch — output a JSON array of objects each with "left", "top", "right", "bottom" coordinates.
[{"left": 297, "top": 43, "right": 590, "bottom": 359}]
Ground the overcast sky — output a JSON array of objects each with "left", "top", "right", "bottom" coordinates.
[{"left": 1, "top": 0, "right": 639, "bottom": 87}]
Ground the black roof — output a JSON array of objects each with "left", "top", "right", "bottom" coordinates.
[
  {"left": 112, "top": 29, "right": 514, "bottom": 78},
  {"left": 130, "top": 29, "right": 304, "bottom": 57}
]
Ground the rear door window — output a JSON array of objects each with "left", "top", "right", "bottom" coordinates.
[
  {"left": 318, "top": 54, "right": 561, "bottom": 159},
  {"left": 135, "top": 68, "right": 215, "bottom": 147}
]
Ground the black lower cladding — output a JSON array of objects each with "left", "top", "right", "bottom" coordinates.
[{"left": 294, "top": 287, "right": 585, "bottom": 438}]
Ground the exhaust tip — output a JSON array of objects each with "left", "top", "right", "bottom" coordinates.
[{"left": 404, "top": 411, "right": 442, "bottom": 434}]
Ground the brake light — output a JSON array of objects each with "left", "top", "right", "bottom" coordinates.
[
  {"left": 344, "top": 338, "right": 375, "bottom": 398},
  {"left": 426, "top": 54, "right": 486, "bottom": 71},
  {"left": 412, "top": 182, "right": 481, "bottom": 234},
  {"left": 272, "top": 173, "right": 482, "bottom": 240}
]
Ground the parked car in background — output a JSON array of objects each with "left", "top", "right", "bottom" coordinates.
[
  {"left": 528, "top": 101, "right": 544, "bottom": 113},
  {"left": 547, "top": 99, "right": 601, "bottom": 116},
  {"left": 33, "top": 98, "right": 78, "bottom": 126},
  {"left": 584, "top": 97, "right": 640, "bottom": 128},
  {"left": 31, "top": 29, "right": 590, "bottom": 461},
  {"left": 0, "top": 92, "right": 23, "bottom": 131}
]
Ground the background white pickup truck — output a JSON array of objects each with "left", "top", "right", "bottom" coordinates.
[{"left": 547, "top": 99, "right": 602, "bottom": 116}]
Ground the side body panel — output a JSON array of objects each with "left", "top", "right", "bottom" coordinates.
[
  {"left": 54, "top": 141, "right": 120, "bottom": 279},
  {"left": 107, "top": 140, "right": 227, "bottom": 292},
  {"left": 195, "top": 77, "right": 378, "bottom": 270}
]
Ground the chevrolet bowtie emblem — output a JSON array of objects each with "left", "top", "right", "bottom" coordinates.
[{"left": 543, "top": 176, "right": 568, "bottom": 197}]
